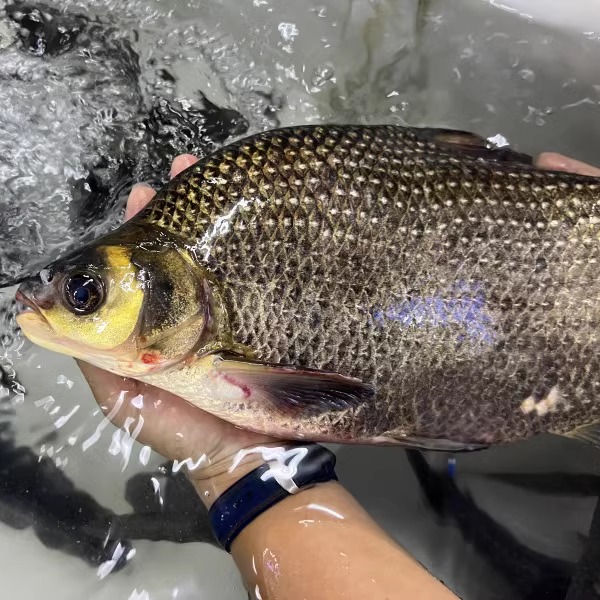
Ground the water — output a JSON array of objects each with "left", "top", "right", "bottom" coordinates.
[
  {"left": 0, "top": 0, "right": 600, "bottom": 598},
  {"left": 0, "top": 0, "right": 275, "bottom": 286}
]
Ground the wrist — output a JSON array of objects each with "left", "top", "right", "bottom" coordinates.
[
  {"left": 231, "top": 479, "right": 344, "bottom": 550},
  {"left": 203, "top": 443, "right": 338, "bottom": 552},
  {"left": 191, "top": 454, "right": 266, "bottom": 509},
  {"left": 189, "top": 442, "right": 285, "bottom": 509}
]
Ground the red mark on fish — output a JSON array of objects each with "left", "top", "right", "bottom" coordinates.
[
  {"left": 222, "top": 373, "right": 251, "bottom": 398},
  {"left": 141, "top": 352, "right": 160, "bottom": 365}
]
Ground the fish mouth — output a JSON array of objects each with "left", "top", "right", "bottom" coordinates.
[
  {"left": 15, "top": 289, "right": 68, "bottom": 359},
  {"left": 15, "top": 289, "right": 43, "bottom": 317},
  {"left": 15, "top": 289, "right": 52, "bottom": 333}
]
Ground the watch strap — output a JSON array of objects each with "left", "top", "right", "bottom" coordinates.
[{"left": 208, "top": 443, "right": 337, "bottom": 552}]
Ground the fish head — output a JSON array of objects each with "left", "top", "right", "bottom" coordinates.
[{"left": 16, "top": 223, "right": 217, "bottom": 377}]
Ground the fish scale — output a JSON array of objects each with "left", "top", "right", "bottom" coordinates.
[{"left": 17, "top": 124, "right": 600, "bottom": 449}]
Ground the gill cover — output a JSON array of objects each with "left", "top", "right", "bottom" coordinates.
[{"left": 129, "top": 239, "right": 212, "bottom": 366}]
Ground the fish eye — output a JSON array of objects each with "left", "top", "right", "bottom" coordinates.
[{"left": 63, "top": 272, "right": 105, "bottom": 315}]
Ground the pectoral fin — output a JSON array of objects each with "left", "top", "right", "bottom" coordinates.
[{"left": 213, "top": 354, "right": 374, "bottom": 417}]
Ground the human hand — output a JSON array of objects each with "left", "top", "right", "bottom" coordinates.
[
  {"left": 78, "top": 154, "right": 282, "bottom": 508},
  {"left": 535, "top": 152, "right": 600, "bottom": 176}
]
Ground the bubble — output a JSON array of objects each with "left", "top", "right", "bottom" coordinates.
[
  {"left": 139, "top": 444, "right": 152, "bottom": 465},
  {"left": 310, "top": 63, "right": 335, "bottom": 90},
  {"left": 56, "top": 374, "right": 74, "bottom": 389},
  {"left": 277, "top": 21, "right": 299, "bottom": 42},
  {"left": 312, "top": 6, "right": 328, "bottom": 18},
  {"left": 54, "top": 405, "right": 80, "bottom": 429},
  {"left": 518, "top": 68, "right": 535, "bottom": 82}
]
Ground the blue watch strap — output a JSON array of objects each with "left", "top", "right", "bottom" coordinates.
[{"left": 208, "top": 443, "right": 338, "bottom": 552}]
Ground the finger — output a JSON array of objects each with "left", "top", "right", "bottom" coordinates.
[
  {"left": 170, "top": 154, "right": 198, "bottom": 179},
  {"left": 125, "top": 155, "right": 198, "bottom": 222},
  {"left": 125, "top": 183, "right": 156, "bottom": 221},
  {"left": 536, "top": 152, "right": 600, "bottom": 177}
]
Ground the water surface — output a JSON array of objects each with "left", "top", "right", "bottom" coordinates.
[{"left": 1, "top": 1, "right": 600, "bottom": 598}]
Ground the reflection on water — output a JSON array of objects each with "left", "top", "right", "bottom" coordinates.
[{"left": 0, "top": 0, "right": 600, "bottom": 599}]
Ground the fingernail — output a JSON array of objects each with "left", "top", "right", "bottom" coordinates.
[
  {"left": 536, "top": 152, "right": 568, "bottom": 171},
  {"left": 170, "top": 154, "right": 198, "bottom": 178},
  {"left": 131, "top": 182, "right": 154, "bottom": 191}
]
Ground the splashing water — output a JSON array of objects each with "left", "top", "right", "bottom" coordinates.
[{"left": 0, "top": 0, "right": 280, "bottom": 287}]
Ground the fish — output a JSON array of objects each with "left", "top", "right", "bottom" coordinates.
[{"left": 14, "top": 124, "right": 600, "bottom": 450}]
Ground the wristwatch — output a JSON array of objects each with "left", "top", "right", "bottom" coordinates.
[{"left": 208, "top": 443, "right": 338, "bottom": 552}]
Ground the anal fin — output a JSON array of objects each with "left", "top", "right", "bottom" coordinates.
[
  {"left": 382, "top": 430, "right": 489, "bottom": 452},
  {"left": 558, "top": 421, "right": 600, "bottom": 448}
]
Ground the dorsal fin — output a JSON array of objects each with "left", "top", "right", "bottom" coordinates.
[{"left": 410, "top": 127, "right": 534, "bottom": 165}]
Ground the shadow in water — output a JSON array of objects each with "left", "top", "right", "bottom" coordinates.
[
  {"left": 0, "top": 362, "right": 217, "bottom": 573},
  {"left": 406, "top": 449, "right": 600, "bottom": 599}
]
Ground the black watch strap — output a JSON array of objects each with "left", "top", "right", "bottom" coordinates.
[{"left": 208, "top": 443, "right": 338, "bottom": 552}]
